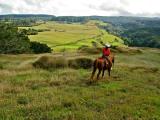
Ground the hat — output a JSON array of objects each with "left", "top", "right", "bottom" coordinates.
[{"left": 105, "top": 44, "right": 111, "bottom": 48}]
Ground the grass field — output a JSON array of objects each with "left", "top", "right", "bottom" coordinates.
[
  {"left": 0, "top": 48, "right": 160, "bottom": 120},
  {"left": 20, "top": 21, "right": 124, "bottom": 51}
]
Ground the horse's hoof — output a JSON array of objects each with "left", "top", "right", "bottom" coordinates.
[{"left": 86, "top": 81, "right": 92, "bottom": 85}]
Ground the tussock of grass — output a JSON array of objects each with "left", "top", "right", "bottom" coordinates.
[
  {"left": 68, "top": 57, "right": 93, "bottom": 69},
  {"left": 33, "top": 56, "right": 68, "bottom": 69},
  {"left": 33, "top": 55, "right": 93, "bottom": 70}
]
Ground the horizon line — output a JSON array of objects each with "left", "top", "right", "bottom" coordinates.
[{"left": 0, "top": 14, "right": 160, "bottom": 18}]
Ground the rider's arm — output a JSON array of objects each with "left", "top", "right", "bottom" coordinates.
[
  {"left": 108, "top": 48, "right": 111, "bottom": 55},
  {"left": 102, "top": 48, "right": 105, "bottom": 56}
]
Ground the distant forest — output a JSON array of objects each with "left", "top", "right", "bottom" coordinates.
[
  {"left": 0, "top": 14, "right": 160, "bottom": 48},
  {"left": 93, "top": 16, "right": 160, "bottom": 48}
]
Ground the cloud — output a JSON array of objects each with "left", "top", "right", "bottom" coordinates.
[
  {"left": 120, "top": 0, "right": 129, "bottom": 5},
  {"left": 0, "top": 0, "right": 61, "bottom": 15},
  {"left": 0, "top": 3, "right": 13, "bottom": 14},
  {"left": 24, "top": 0, "right": 43, "bottom": 6},
  {"left": 93, "top": 0, "right": 160, "bottom": 17},
  {"left": 99, "top": 2, "right": 132, "bottom": 16},
  {"left": 0, "top": 0, "right": 160, "bottom": 17},
  {"left": 88, "top": 0, "right": 133, "bottom": 16}
]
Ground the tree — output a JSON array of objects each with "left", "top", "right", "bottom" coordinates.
[
  {"left": 0, "top": 22, "right": 31, "bottom": 54},
  {"left": 30, "top": 41, "right": 52, "bottom": 54}
]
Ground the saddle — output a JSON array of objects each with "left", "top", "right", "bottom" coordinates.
[{"left": 98, "top": 57, "right": 109, "bottom": 65}]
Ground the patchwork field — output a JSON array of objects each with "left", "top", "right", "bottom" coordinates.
[
  {"left": 20, "top": 21, "right": 124, "bottom": 51},
  {"left": 0, "top": 48, "right": 160, "bottom": 120}
]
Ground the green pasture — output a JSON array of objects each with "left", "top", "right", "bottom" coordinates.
[
  {"left": 0, "top": 48, "right": 160, "bottom": 119},
  {"left": 20, "top": 21, "right": 124, "bottom": 51}
]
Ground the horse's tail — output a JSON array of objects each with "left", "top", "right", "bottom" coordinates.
[
  {"left": 93, "top": 59, "right": 101, "bottom": 69},
  {"left": 110, "top": 54, "right": 115, "bottom": 66},
  {"left": 112, "top": 57, "right": 115, "bottom": 66},
  {"left": 93, "top": 59, "right": 97, "bottom": 67}
]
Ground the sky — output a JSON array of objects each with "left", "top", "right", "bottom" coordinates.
[{"left": 0, "top": 0, "right": 160, "bottom": 17}]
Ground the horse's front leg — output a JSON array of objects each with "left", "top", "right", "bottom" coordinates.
[
  {"left": 90, "top": 67, "right": 97, "bottom": 80},
  {"left": 97, "top": 69, "right": 102, "bottom": 80},
  {"left": 108, "top": 68, "right": 111, "bottom": 77}
]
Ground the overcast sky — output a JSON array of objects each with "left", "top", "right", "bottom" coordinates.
[{"left": 0, "top": 0, "right": 160, "bottom": 17}]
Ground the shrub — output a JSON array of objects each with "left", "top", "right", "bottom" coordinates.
[
  {"left": 37, "top": 29, "right": 50, "bottom": 32},
  {"left": 68, "top": 57, "right": 93, "bottom": 69},
  {"left": 19, "top": 28, "right": 38, "bottom": 35},
  {"left": 30, "top": 41, "right": 52, "bottom": 54},
  {"left": 33, "top": 56, "right": 68, "bottom": 69}
]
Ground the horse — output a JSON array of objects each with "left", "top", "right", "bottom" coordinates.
[{"left": 90, "top": 55, "right": 115, "bottom": 81}]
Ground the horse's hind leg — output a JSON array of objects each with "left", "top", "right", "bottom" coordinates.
[
  {"left": 108, "top": 68, "right": 111, "bottom": 77},
  {"left": 97, "top": 69, "right": 102, "bottom": 80},
  {"left": 102, "top": 69, "right": 106, "bottom": 78},
  {"left": 90, "top": 67, "right": 97, "bottom": 80}
]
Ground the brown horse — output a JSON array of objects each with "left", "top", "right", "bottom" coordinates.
[{"left": 90, "top": 55, "right": 115, "bottom": 81}]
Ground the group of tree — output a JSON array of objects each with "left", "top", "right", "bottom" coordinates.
[
  {"left": 96, "top": 17, "right": 160, "bottom": 48},
  {"left": 51, "top": 16, "right": 89, "bottom": 23},
  {"left": 19, "top": 28, "right": 38, "bottom": 35},
  {"left": 0, "top": 22, "right": 52, "bottom": 54},
  {"left": 19, "top": 28, "right": 50, "bottom": 35}
]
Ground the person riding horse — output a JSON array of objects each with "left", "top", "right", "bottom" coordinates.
[
  {"left": 90, "top": 42, "right": 114, "bottom": 80},
  {"left": 102, "top": 44, "right": 112, "bottom": 68}
]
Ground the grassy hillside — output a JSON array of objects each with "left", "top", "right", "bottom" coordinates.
[
  {"left": 0, "top": 48, "right": 159, "bottom": 119},
  {"left": 20, "top": 21, "right": 124, "bottom": 51}
]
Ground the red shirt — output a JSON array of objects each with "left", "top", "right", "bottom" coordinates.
[{"left": 102, "top": 48, "right": 110, "bottom": 56}]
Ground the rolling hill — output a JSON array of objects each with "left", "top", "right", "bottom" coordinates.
[
  {"left": 19, "top": 20, "right": 125, "bottom": 51},
  {"left": 2, "top": 14, "right": 160, "bottom": 48}
]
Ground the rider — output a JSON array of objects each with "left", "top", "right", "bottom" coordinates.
[{"left": 102, "top": 44, "right": 112, "bottom": 67}]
